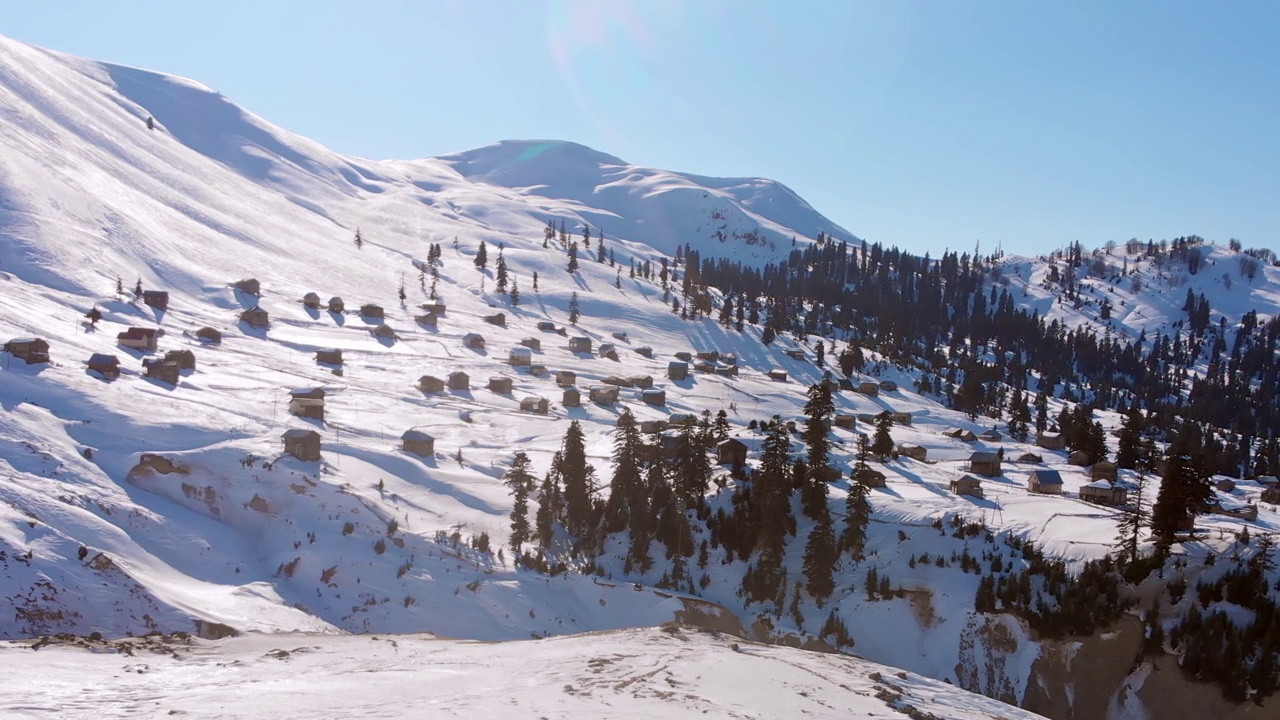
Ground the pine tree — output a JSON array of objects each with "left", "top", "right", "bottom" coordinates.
[
  {"left": 1114, "top": 471, "right": 1148, "bottom": 565},
  {"left": 354, "top": 228, "right": 363, "bottom": 249},
  {"left": 558, "top": 220, "right": 568, "bottom": 247},
  {"left": 543, "top": 219, "right": 555, "bottom": 249},
  {"left": 397, "top": 275, "right": 407, "bottom": 304},
  {"left": 568, "top": 292, "right": 580, "bottom": 324},
  {"left": 1116, "top": 406, "right": 1144, "bottom": 470},
  {"left": 1151, "top": 431, "right": 1209, "bottom": 542},
  {"left": 474, "top": 240, "right": 488, "bottom": 270},
  {"left": 871, "top": 413, "right": 895, "bottom": 461},
  {"left": 841, "top": 435, "right": 872, "bottom": 559},
  {"left": 750, "top": 418, "right": 794, "bottom": 603},
  {"left": 559, "top": 420, "right": 596, "bottom": 538},
  {"left": 535, "top": 454, "right": 562, "bottom": 549},
  {"left": 597, "top": 229, "right": 606, "bottom": 262},
  {"left": 672, "top": 422, "right": 711, "bottom": 510},
  {"left": 84, "top": 306, "right": 102, "bottom": 327},
  {"left": 134, "top": 277, "right": 143, "bottom": 300},
  {"left": 567, "top": 241, "right": 579, "bottom": 273},
  {"left": 115, "top": 276, "right": 123, "bottom": 297},
  {"left": 510, "top": 278, "right": 520, "bottom": 306},
  {"left": 503, "top": 452, "right": 536, "bottom": 552},
  {"left": 1034, "top": 390, "right": 1049, "bottom": 434},
  {"left": 495, "top": 250, "right": 508, "bottom": 293},
  {"left": 802, "top": 500, "right": 836, "bottom": 604},
  {"left": 803, "top": 379, "right": 835, "bottom": 484},
  {"left": 582, "top": 223, "right": 591, "bottom": 249},
  {"left": 719, "top": 296, "right": 734, "bottom": 327},
  {"left": 606, "top": 411, "right": 644, "bottom": 533}
]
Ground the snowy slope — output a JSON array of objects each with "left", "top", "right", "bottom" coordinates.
[{"left": 0, "top": 627, "right": 1048, "bottom": 720}]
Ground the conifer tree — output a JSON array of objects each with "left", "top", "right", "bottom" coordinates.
[
  {"left": 672, "top": 422, "right": 711, "bottom": 510},
  {"left": 568, "top": 292, "right": 580, "bottom": 324},
  {"left": 558, "top": 420, "right": 596, "bottom": 537},
  {"left": 713, "top": 410, "right": 730, "bottom": 443},
  {"left": 1151, "top": 431, "right": 1210, "bottom": 542},
  {"left": 115, "top": 276, "right": 123, "bottom": 297},
  {"left": 474, "top": 240, "right": 488, "bottom": 270},
  {"left": 1034, "top": 390, "right": 1049, "bottom": 434},
  {"left": 503, "top": 452, "right": 536, "bottom": 552},
  {"left": 803, "top": 379, "right": 834, "bottom": 472},
  {"left": 510, "top": 278, "right": 520, "bottom": 306},
  {"left": 597, "top": 230, "right": 606, "bottom": 262},
  {"left": 582, "top": 223, "right": 591, "bottom": 248},
  {"left": 841, "top": 435, "right": 872, "bottom": 559},
  {"left": 1115, "top": 406, "right": 1144, "bottom": 470},
  {"left": 803, "top": 498, "right": 836, "bottom": 604},
  {"left": 354, "top": 228, "right": 363, "bottom": 249},
  {"left": 397, "top": 275, "right": 407, "bottom": 304},
  {"left": 567, "top": 241, "right": 579, "bottom": 273},
  {"left": 606, "top": 411, "right": 644, "bottom": 533},
  {"left": 543, "top": 219, "right": 555, "bottom": 249},
  {"left": 535, "top": 453, "right": 563, "bottom": 549},
  {"left": 558, "top": 220, "right": 568, "bottom": 247},
  {"left": 134, "top": 277, "right": 143, "bottom": 300},
  {"left": 1114, "top": 470, "right": 1148, "bottom": 565},
  {"left": 871, "top": 413, "right": 895, "bottom": 460},
  {"left": 495, "top": 250, "right": 508, "bottom": 293},
  {"left": 751, "top": 418, "right": 794, "bottom": 602}
]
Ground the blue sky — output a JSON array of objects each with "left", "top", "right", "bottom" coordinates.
[{"left": 4, "top": 0, "right": 1277, "bottom": 257}]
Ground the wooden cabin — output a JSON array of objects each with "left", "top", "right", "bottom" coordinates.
[
  {"left": 1036, "top": 432, "right": 1065, "bottom": 451},
  {"left": 315, "top": 348, "right": 343, "bottom": 366},
  {"left": 447, "top": 371, "right": 469, "bottom": 391},
  {"left": 669, "top": 413, "right": 699, "bottom": 426},
  {"left": 87, "top": 353, "right": 120, "bottom": 380},
  {"left": 950, "top": 475, "right": 984, "bottom": 498},
  {"left": 288, "top": 387, "right": 326, "bottom": 420},
  {"left": 891, "top": 412, "right": 912, "bottom": 426},
  {"left": 784, "top": 349, "right": 806, "bottom": 361},
  {"left": 164, "top": 349, "right": 196, "bottom": 370},
  {"left": 715, "top": 365, "right": 739, "bottom": 378},
  {"left": 720, "top": 353, "right": 738, "bottom": 367},
  {"left": 142, "top": 290, "right": 169, "bottom": 311},
  {"left": 768, "top": 369, "right": 788, "bottom": 382},
  {"left": 611, "top": 331, "right": 629, "bottom": 342},
  {"left": 641, "top": 388, "right": 666, "bottom": 406},
  {"left": 419, "top": 302, "right": 447, "bottom": 315},
  {"left": 1016, "top": 452, "right": 1043, "bottom": 464},
  {"left": 462, "top": 333, "right": 485, "bottom": 350},
  {"left": 589, "top": 385, "right": 618, "bottom": 405},
  {"left": 240, "top": 307, "right": 269, "bottom": 329},
  {"left": 1028, "top": 470, "right": 1064, "bottom": 495},
  {"left": 371, "top": 324, "right": 396, "bottom": 339},
  {"left": 282, "top": 428, "right": 321, "bottom": 462},
  {"left": 717, "top": 439, "right": 748, "bottom": 466},
  {"left": 235, "top": 278, "right": 260, "bottom": 295},
  {"left": 302, "top": 292, "right": 321, "bottom": 309},
  {"left": 484, "top": 313, "right": 506, "bottom": 327},
  {"left": 674, "top": 351, "right": 693, "bottom": 362},
  {"left": 520, "top": 396, "right": 549, "bottom": 414},
  {"left": 1216, "top": 478, "right": 1236, "bottom": 493},
  {"left": 195, "top": 327, "right": 221, "bottom": 344},
  {"left": 529, "top": 364, "right": 548, "bottom": 377},
  {"left": 943, "top": 428, "right": 978, "bottom": 442},
  {"left": 562, "top": 387, "right": 582, "bottom": 407},
  {"left": 569, "top": 336, "right": 593, "bottom": 353},
  {"left": 979, "top": 428, "right": 1003, "bottom": 442},
  {"left": 833, "top": 414, "right": 857, "bottom": 429},
  {"left": 897, "top": 444, "right": 928, "bottom": 461},
  {"left": 360, "top": 304, "right": 384, "bottom": 320},
  {"left": 694, "top": 360, "right": 716, "bottom": 374},
  {"left": 667, "top": 361, "right": 689, "bottom": 380},
  {"left": 601, "top": 376, "right": 632, "bottom": 388},
  {"left": 508, "top": 347, "right": 533, "bottom": 367},
  {"left": 536, "top": 320, "right": 557, "bottom": 332},
  {"left": 556, "top": 370, "right": 576, "bottom": 387},
  {"left": 1080, "top": 481, "right": 1128, "bottom": 506},
  {"left": 488, "top": 376, "right": 513, "bottom": 394},
  {"left": 328, "top": 296, "right": 345, "bottom": 313},
  {"left": 598, "top": 343, "right": 619, "bottom": 360},
  {"left": 142, "top": 358, "right": 179, "bottom": 385},
  {"left": 414, "top": 312, "right": 438, "bottom": 327},
  {"left": 1091, "top": 461, "right": 1119, "bottom": 482},
  {"left": 1262, "top": 487, "right": 1280, "bottom": 504},
  {"left": 117, "top": 327, "right": 163, "bottom": 352},
  {"left": 855, "top": 468, "right": 887, "bottom": 488},
  {"left": 967, "top": 451, "right": 1003, "bottom": 478},
  {"left": 401, "top": 430, "right": 435, "bottom": 457},
  {"left": 418, "top": 375, "right": 445, "bottom": 393},
  {"left": 519, "top": 337, "right": 541, "bottom": 351},
  {"left": 879, "top": 380, "right": 898, "bottom": 391},
  {"left": 640, "top": 420, "right": 668, "bottom": 434},
  {"left": 635, "top": 346, "right": 653, "bottom": 358},
  {"left": 1068, "top": 450, "right": 1090, "bottom": 466},
  {"left": 629, "top": 375, "right": 654, "bottom": 389},
  {"left": 695, "top": 350, "right": 719, "bottom": 362},
  {"left": 858, "top": 381, "right": 880, "bottom": 396}
]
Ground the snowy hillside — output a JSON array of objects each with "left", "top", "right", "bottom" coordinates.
[
  {"left": 0, "top": 626, "right": 1048, "bottom": 720},
  {"left": 2, "top": 33, "right": 1279, "bottom": 719}
]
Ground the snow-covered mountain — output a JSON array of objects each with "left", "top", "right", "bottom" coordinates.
[{"left": 2, "top": 34, "right": 1278, "bottom": 719}]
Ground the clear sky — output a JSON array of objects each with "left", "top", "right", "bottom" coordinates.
[{"left": 4, "top": 0, "right": 1277, "bottom": 257}]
